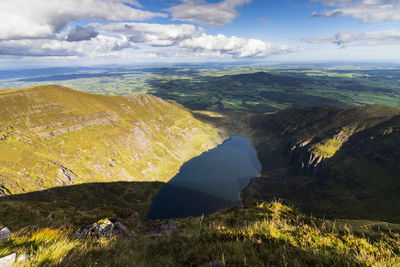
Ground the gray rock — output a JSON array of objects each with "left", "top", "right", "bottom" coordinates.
[
  {"left": 149, "top": 220, "right": 177, "bottom": 234},
  {"left": 17, "top": 253, "right": 29, "bottom": 262},
  {"left": 76, "top": 219, "right": 131, "bottom": 239},
  {"left": 114, "top": 222, "right": 130, "bottom": 236},
  {"left": 0, "top": 227, "right": 11, "bottom": 242},
  {"left": 0, "top": 253, "right": 16, "bottom": 267}
]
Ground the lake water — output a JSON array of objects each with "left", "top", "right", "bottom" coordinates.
[{"left": 146, "top": 136, "right": 262, "bottom": 220}]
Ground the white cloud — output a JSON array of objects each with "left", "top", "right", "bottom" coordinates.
[
  {"left": 166, "top": 0, "right": 251, "bottom": 26},
  {"left": 0, "top": 35, "right": 135, "bottom": 57},
  {"left": 0, "top": 0, "right": 167, "bottom": 40},
  {"left": 312, "top": 0, "right": 400, "bottom": 22},
  {"left": 0, "top": 0, "right": 298, "bottom": 61},
  {"left": 306, "top": 29, "right": 400, "bottom": 47},
  {"left": 96, "top": 23, "right": 202, "bottom": 46},
  {"left": 0, "top": 19, "right": 294, "bottom": 59},
  {"left": 96, "top": 22, "right": 294, "bottom": 58},
  {"left": 179, "top": 33, "right": 294, "bottom": 58}
]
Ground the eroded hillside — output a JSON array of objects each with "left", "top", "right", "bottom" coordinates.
[
  {"left": 0, "top": 85, "right": 222, "bottom": 195},
  {"left": 243, "top": 105, "right": 400, "bottom": 222}
]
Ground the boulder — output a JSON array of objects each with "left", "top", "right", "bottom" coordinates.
[
  {"left": 149, "top": 220, "right": 177, "bottom": 234},
  {"left": 17, "top": 253, "right": 29, "bottom": 262},
  {"left": 0, "top": 253, "right": 16, "bottom": 267},
  {"left": 76, "top": 219, "right": 131, "bottom": 239},
  {"left": 0, "top": 227, "right": 11, "bottom": 242}
]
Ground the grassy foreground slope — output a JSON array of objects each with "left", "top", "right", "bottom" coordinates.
[
  {"left": 243, "top": 104, "right": 400, "bottom": 222},
  {"left": 0, "top": 85, "right": 222, "bottom": 195},
  {"left": 1, "top": 200, "right": 400, "bottom": 266}
]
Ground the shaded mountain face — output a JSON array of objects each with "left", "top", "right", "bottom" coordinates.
[
  {"left": 0, "top": 85, "right": 222, "bottom": 195},
  {"left": 243, "top": 105, "right": 400, "bottom": 222}
]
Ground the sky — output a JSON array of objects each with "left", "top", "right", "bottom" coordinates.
[{"left": 1, "top": 0, "right": 400, "bottom": 67}]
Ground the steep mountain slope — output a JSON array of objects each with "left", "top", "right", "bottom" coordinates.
[
  {"left": 243, "top": 105, "right": 400, "bottom": 222},
  {"left": 0, "top": 85, "right": 222, "bottom": 195}
]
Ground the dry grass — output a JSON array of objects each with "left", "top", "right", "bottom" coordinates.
[{"left": 1, "top": 201, "right": 399, "bottom": 266}]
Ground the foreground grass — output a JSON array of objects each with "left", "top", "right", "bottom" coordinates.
[{"left": 1, "top": 201, "right": 399, "bottom": 266}]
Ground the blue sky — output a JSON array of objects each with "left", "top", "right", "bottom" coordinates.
[{"left": 1, "top": 0, "right": 400, "bottom": 67}]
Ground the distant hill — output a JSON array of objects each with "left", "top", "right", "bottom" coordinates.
[
  {"left": 0, "top": 85, "right": 222, "bottom": 195},
  {"left": 227, "top": 71, "right": 306, "bottom": 87},
  {"left": 243, "top": 104, "right": 400, "bottom": 222}
]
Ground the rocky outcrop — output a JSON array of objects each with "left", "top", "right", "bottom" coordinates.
[
  {"left": 0, "top": 253, "right": 16, "bottom": 267},
  {"left": 0, "top": 126, "right": 14, "bottom": 141},
  {"left": 0, "top": 184, "right": 11, "bottom": 196},
  {"left": 76, "top": 219, "right": 132, "bottom": 239},
  {"left": 38, "top": 112, "right": 119, "bottom": 138},
  {"left": 55, "top": 165, "right": 77, "bottom": 186},
  {"left": 0, "top": 227, "right": 11, "bottom": 242}
]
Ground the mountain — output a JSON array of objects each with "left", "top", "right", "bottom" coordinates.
[
  {"left": 243, "top": 104, "right": 400, "bottom": 222},
  {"left": 0, "top": 85, "right": 222, "bottom": 195},
  {"left": 1, "top": 86, "right": 400, "bottom": 265}
]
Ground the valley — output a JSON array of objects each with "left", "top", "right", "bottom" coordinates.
[{"left": 1, "top": 67, "right": 400, "bottom": 266}]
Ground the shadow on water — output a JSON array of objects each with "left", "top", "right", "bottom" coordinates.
[
  {"left": 145, "top": 184, "right": 237, "bottom": 220},
  {"left": 146, "top": 136, "right": 262, "bottom": 221}
]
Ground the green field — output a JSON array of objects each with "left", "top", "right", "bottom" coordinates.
[{"left": 2, "top": 66, "right": 400, "bottom": 113}]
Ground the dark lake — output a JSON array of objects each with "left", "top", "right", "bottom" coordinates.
[{"left": 146, "top": 136, "right": 262, "bottom": 220}]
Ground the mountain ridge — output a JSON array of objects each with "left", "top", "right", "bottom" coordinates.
[
  {"left": 243, "top": 104, "right": 400, "bottom": 222},
  {"left": 0, "top": 85, "right": 222, "bottom": 195}
]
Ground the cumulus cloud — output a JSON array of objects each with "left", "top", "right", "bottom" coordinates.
[
  {"left": 166, "top": 0, "right": 251, "bottom": 26},
  {"left": 66, "top": 26, "right": 98, "bottom": 42},
  {"left": 97, "top": 22, "right": 295, "bottom": 58},
  {"left": 0, "top": 35, "right": 135, "bottom": 57},
  {"left": 306, "top": 29, "right": 400, "bottom": 47},
  {"left": 0, "top": 0, "right": 167, "bottom": 40},
  {"left": 312, "top": 0, "right": 400, "bottom": 22},
  {"left": 179, "top": 33, "right": 294, "bottom": 58},
  {"left": 0, "top": 0, "right": 298, "bottom": 60},
  {"left": 96, "top": 23, "right": 202, "bottom": 46}
]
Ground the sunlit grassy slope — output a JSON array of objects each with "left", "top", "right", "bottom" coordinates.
[
  {"left": 0, "top": 85, "right": 222, "bottom": 195},
  {"left": 1, "top": 201, "right": 400, "bottom": 266}
]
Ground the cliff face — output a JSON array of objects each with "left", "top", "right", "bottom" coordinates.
[
  {"left": 0, "top": 85, "right": 222, "bottom": 195},
  {"left": 244, "top": 105, "right": 400, "bottom": 222}
]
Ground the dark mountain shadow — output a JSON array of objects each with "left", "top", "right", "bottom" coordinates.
[
  {"left": 0, "top": 181, "right": 163, "bottom": 230},
  {"left": 0, "top": 180, "right": 247, "bottom": 230},
  {"left": 145, "top": 183, "right": 239, "bottom": 221}
]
